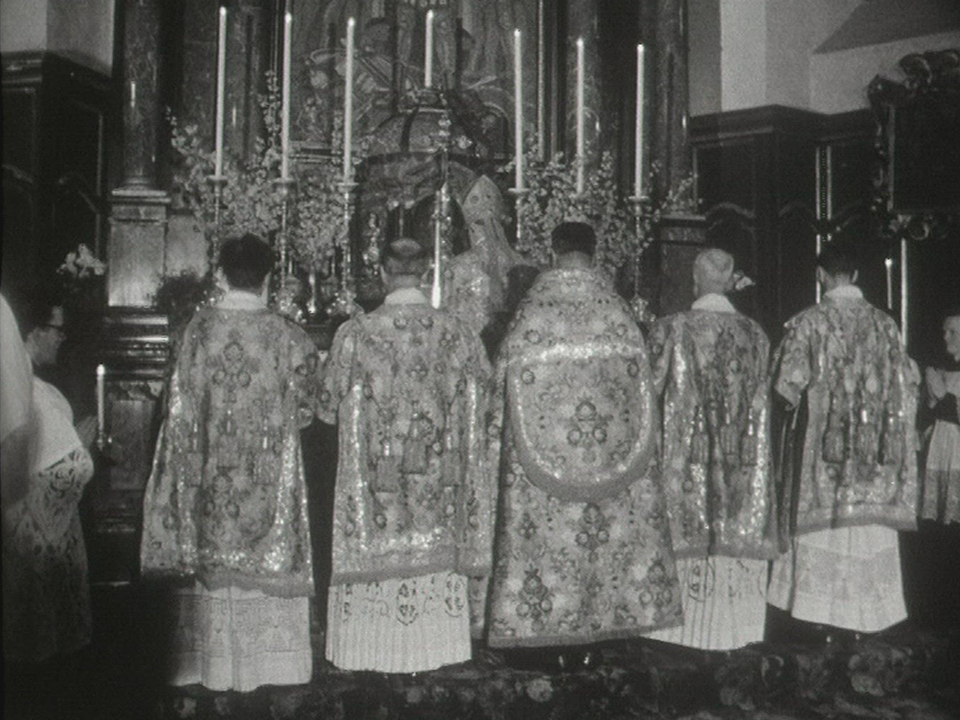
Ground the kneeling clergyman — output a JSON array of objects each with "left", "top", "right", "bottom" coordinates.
[
  {"left": 487, "top": 222, "right": 682, "bottom": 659},
  {"left": 646, "top": 249, "right": 778, "bottom": 651},
  {"left": 768, "top": 241, "right": 919, "bottom": 637},
  {"left": 141, "top": 234, "right": 320, "bottom": 691},
  {"left": 318, "top": 239, "right": 495, "bottom": 673}
]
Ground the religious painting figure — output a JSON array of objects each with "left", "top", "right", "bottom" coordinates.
[
  {"left": 920, "top": 308, "right": 960, "bottom": 524},
  {"left": 4, "top": 294, "right": 97, "bottom": 663},
  {"left": 319, "top": 238, "right": 495, "bottom": 673},
  {"left": 141, "top": 234, "right": 319, "bottom": 691},
  {"left": 487, "top": 222, "right": 682, "bottom": 665},
  {"left": 767, "top": 241, "right": 919, "bottom": 637},
  {"left": 644, "top": 249, "right": 778, "bottom": 651}
]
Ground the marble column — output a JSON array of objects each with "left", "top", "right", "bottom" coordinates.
[
  {"left": 108, "top": 0, "right": 170, "bottom": 308},
  {"left": 648, "top": 0, "right": 704, "bottom": 316},
  {"left": 650, "top": 0, "right": 692, "bottom": 199}
]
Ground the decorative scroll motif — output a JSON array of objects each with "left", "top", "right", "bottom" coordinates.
[{"left": 868, "top": 49, "right": 960, "bottom": 242}]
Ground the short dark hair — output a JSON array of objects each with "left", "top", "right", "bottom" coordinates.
[
  {"left": 219, "top": 234, "right": 275, "bottom": 290},
  {"left": 551, "top": 221, "right": 596, "bottom": 257},
  {"left": 382, "top": 238, "right": 429, "bottom": 277},
  {"left": 816, "top": 241, "right": 858, "bottom": 277}
]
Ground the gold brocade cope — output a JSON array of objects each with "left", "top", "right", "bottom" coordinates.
[
  {"left": 487, "top": 267, "right": 682, "bottom": 648},
  {"left": 506, "top": 343, "right": 656, "bottom": 503}
]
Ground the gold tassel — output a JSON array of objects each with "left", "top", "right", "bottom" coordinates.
[
  {"left": 691, "top": 406, "right": 710, "bottom": 465},
  {"left": 880, "top": 409, "right": 902, "bottom": 466},
  {"left": 822, "top": 400, "right": 848, "bottom": 464},
  {"left": 740, "top": 410, "right": 758, "bottom": 467},
  {"left": 855, "top": 407, "right": 878, "bottom": 466}
]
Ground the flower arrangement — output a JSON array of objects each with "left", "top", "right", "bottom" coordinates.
[
  {"left": 59, "top": 244, "right": 106, "bottom": 281},
  {"left": 168, "top": 72, "right": 352, "bottom": 274},
  {"left": 511, "top": 149, "right": 697, "bottom": 282}
]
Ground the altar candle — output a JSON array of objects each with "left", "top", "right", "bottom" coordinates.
[
  {"left": 96, "top": 364, "right": 105, "bottom": 438},
  {"left": 513, "top": 29, "right": 523, "bottom": 191},
  {"left": 343, "top": 17, "right": 355, "bottom": 183},
  {"left": 431, "top": 206, "right": 442, "bottom": 308},
  {"left": 537, "top": 0, "right": 545, "bottom": 158},
  {"left": 425, "top": 10, "right": 434, "bottom": 88},
  {"left": 575, "top": 36, "right": 585, "bottom": 195},
  {"left": 130, "top": 80, "right": 137, "bottom": 111},
  {"left": 215, "top": 6, "right": 227, "bottom": 177},
  {"left": 634, "top": 44, "right": 645, "bottom": 198},
  {"left": 900, "top": 239, "right": 909, "bottom": 344},
  {"left": 884, "top": 257, "right": 893, "bottom": 310},
  {"left": 281, "top": 11, "right": 292, "bottom": 181}
]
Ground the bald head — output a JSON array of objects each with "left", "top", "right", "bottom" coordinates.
[{"left": 693, "top": 248, "right": 735, "bottom": 297}]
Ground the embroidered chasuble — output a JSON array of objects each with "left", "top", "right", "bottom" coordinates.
[
  {"left": 644, "top": 294, "right": 775, "bottom": 650},
  {"left": 317, "top": 289, "right": 495, "bottom": 586},
  {"left": 141, "top": 301, "right": 319, "bottom": 597},
  {"left": 647, "top": 295, "right": 778, "bottom": 561},
  {"left": 487, "top": 268, "right": 682, "bottom": 648},
  {"left": 772, "top": 287, "right": 919, "bottom": 536}
]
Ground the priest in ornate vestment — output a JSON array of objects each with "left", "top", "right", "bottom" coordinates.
[
  {"left": 645, "top": 249, "right": 778, "bottom": 651},
  {"left": 487, "top": 222, "right": 682, "bottom": 657},
  {"left": 768, "top": 242, "right": 919, "bottom": 636},
  {"left": 444, "top": 175, "right": 530, "bottom": 353},
  {"left": 318, "top": 239, "right": 495, "bottom": 673},
  {"left": 141, "top": 234, "right": 319, "bottom": 691}
]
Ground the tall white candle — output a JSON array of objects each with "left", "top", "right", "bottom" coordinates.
[
  {"left": 900, "top": 239, "right": 908, "bottom": 344},
  {"left": 130, "top": 81, "right": 137, "bottom": 111},
  {"left": 96, "top": 364, "right": 105, "bottom": 438},
  {"left": 634, "top": 44, "right": 645, "bottom": 198},
  {"left": 537, "top": 0, "right": 545, "bottom": 158},
  {"left": 884, "top": 257, "right": 893, "bottom": 310},
  {"left": 513, "top": 29, "right": 523, "bottom": 191},
  {"left": 431, "top": 198, "right": 442, "bottom": 308},
  {"left": 281, "top": 11, "right": 292, "bottom": 181},
  {"left": 424, "top": 10, "right": 434, "bottom": 88},
  {"left": 343, "top": 17, "right": 355, "bottom": 183},
  {"left": 214, "top": 6, "right": 227, "bottom": 177},
  {"left": 575, "top": 36, "right": 585, "bottom": 195}
]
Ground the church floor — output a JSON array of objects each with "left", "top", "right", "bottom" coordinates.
[{"left": 3, "top": 584, "right": 959, "bottom": 720}]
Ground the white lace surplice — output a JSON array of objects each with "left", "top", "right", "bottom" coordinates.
[
  {"left": 170, "top": 582, "right": 312, "bottom": 692},
  {"left": 922, "top": 369, "right": 960, "bottom": 524},
  {"left": 646, "top": 556, "right": 769, "bottom": 651},
  {"left": 326, "top": 571, "right": 471, "bottom": 673},
  {"left": 768, "top": 525, "right": 907, "bottom": 633}
]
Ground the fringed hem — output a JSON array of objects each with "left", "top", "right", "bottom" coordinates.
[
  {"left": 487, "top": 620, "right": 683, "bottom": 649},
  {"left": 140, "top": 569, "right": 313, "bottom": 598},
  {"left": 330, "top": 557, "right": 488, "bottom": 585},
  {"left": 795, "top": 512, "right": 917, "bottom": 536}
]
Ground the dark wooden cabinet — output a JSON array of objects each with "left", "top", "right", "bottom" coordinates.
[{"left": 2, "top": 52, "right": 114, "bottom": 298}]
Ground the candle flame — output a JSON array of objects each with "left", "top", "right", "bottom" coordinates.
[{"left": 96, "top": 364, "right": 105, "bottom": 377}]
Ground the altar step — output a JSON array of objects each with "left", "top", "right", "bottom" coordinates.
[{"left": 5, "top": 582, "right": 957, "bottom": 720}]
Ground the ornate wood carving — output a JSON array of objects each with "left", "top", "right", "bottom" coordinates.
[{"left": 868, "top": 48, "right": 960, "bottom": 242}]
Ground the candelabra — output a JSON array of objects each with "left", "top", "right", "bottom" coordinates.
[{"left": 207, "top": 174, "right": 228, "bottom": 270}]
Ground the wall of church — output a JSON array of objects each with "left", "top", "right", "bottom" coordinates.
[
  {"left": 810, "top": 30, "right": 960, "bottom": 114},
  {"left": 0, "top": 0, "right": 115, "bottom": 75}
]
